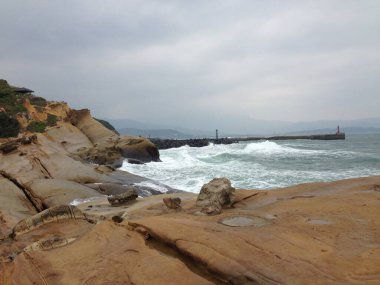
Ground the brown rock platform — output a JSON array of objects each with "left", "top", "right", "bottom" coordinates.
[{"left": 1, "top": 175, "right": 379, "bottom": 284}]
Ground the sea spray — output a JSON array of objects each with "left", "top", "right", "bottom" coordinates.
[{"left": 120, "top": 134, "right": 380, "bottom": 193}]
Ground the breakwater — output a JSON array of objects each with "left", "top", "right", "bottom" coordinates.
[
  {"left": 150, "top": 138, "right": 237, "bottom": 150},
  {"left": 150, "top": 133, "right": 345, "bottom": 150}
]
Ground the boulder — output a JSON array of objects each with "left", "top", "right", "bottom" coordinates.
[
  {"left": 196, "top": 178, "right": 235, "bottom": 215},
  {"left": 86, "top": 183, "right": 136, "bottom": 196},
  {"left": 116, "top": 136, "right": 160, "bottom": 163},
  {"left": 163, "top": 197, "right": 182, "bottom": 210}
]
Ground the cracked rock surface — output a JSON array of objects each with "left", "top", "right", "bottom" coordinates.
[{"left": 1, "top": 176, "right": 380, "bottom": 284}]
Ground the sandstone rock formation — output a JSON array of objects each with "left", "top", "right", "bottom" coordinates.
[
  {"left": 11, "top": 205, "right": 88, "bottom": 237},
  {"left": 23, "top": 236, "right": 77, "bottom": 252},
  {"left": 196, "top": 177, "right": 235, "bottom": 215},
  {"left": 1, "top": 176, "right": 379, "bottom": 284},
  {"left": 107, "top": 188, "right": 138, "bottom": 206},
  {"left": 0, "top": 80, "right": 171, "bottom": 239}
]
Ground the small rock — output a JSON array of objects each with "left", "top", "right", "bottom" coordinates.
[
  {"left": 112, "top": 216, "right": 123, "bottom": 223},
  {"left": 196, "top": 178, "right": 235, "bottom": 215},
  {"left": 163, "top": 197, "right": 182, "bottom": 210}
]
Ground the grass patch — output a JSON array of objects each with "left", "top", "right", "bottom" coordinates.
[
  {"left": 46, "top": 113, "right": 58, "bottom": 126},
  {"left": 29, "top": 96, "right": 47, "bottom": 107},
  {"left": 27, "top": 121, "right": 46, "bottom": 133}
]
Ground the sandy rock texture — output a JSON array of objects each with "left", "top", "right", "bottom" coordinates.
[
  {"left": 0, "top": 99, "right": 171, "bottom": 238},
  {"left": 1, "top": 176, "right": 379, "bottom": 284}
]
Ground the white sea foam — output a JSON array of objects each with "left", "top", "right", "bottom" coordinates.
[{"left": 119, "top": 137, "right": 380, "bottom": 193}]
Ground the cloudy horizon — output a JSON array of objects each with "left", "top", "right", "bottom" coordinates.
[{"left": 1, "top": 0, "right": 379, "bottom": 132}]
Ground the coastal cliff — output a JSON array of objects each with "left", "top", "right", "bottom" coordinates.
[
  {"left": 1, "top": 80, "right": 379, "bottom": 284},
  {"left": 0, "top": 79, "right": 164, "bottom": 223}
]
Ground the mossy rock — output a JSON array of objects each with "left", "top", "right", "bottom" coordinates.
[
  {"left": 0, "top": 112, "right": 20, "bottom": 138},
  {"left": 27, "top": 121, "right": 46, "bottom": 133}
]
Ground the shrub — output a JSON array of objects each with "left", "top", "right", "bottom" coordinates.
[
  {"left": 0, "top": 113, "right": 20, "bottom": 138},
  {"left": 27, "top": 121, "right": 46, "bottom": 133},
  {"left": 29, "top": 96, "right": 47, "bottom": 107},
  {"left": 46, "top": 113, "right": 58, "bottom": 126}
]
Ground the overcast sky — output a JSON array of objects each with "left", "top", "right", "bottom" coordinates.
[{"left": 1, "top": 0, "right": 379, "bottom": 132}]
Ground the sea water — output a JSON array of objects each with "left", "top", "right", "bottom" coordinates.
[{"left": 120, "top": 133, "right": 380, "bottom": 193}]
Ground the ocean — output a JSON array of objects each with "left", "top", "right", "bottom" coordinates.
[{"left": 120, "top": 133, "right": 380, "bottom": 193}]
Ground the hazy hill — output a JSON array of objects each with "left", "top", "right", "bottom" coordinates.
[
  {"left": 107, "top": 116, "right": 380, "bottom": 138},
  {"left": 118, "top": 128, "right": 192, "bottom": 139}
]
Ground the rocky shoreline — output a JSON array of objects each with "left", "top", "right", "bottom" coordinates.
[
  {"left": 1, "top": 80, "right": 379, "bottom": 284},
  {"left": 1, "top": 174, "right": 379, "bottom": 284}
]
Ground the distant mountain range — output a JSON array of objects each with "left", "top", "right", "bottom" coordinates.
[
  {"left": 118, "top": 128, "right": 191, "bottom": 139},
  {"left": 106, "top": 117, "right": 380, "bottom": 138}
]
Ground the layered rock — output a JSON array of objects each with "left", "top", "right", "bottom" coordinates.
[
  {"left": 1, "top": 176, "right": 379, "bottom": 284},
  {"left": 107, "top": 188, "right": 138, "bottom": 206},
  {"left": 11, "top": 205, "right": 88, "bottom": 237}
]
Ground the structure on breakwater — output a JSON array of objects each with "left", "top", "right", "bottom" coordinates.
[{"left": 150, "top": 132, "right": 345, "bottom": 150}]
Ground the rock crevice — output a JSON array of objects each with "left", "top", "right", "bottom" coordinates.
[{"left": 0, "top": 171, "right": 46, "bottom": 213}]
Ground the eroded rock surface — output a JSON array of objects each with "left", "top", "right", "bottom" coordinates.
[
  {"left": 1, "top": 176, "right": 380, "bottom": 284},
  {"left": 107, "top": 188, "right": 138, "bottom": 206},
  {"left": 11, "top": 205, "right": 88, "bottom": 237}
]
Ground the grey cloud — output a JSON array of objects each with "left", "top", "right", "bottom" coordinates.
[{"left": 1, "top": 0, "right": 379, "bottom": 133}]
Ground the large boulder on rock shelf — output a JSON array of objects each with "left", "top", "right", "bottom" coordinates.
[
  {"left": 116, "top": 136, "right": 160, "bottom": 163},
  {"left": 196, "top": 178, "right": 235, "bottom": 215}
]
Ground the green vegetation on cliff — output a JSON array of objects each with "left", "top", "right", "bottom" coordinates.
[
  {"left": 0, "top": 112, "right": 20, "bottom": 138},
  {"left": 0, "top": 80, "right": 22, "bottom": 137},
  {"left": 27, "top": 121, "right": 46, "bottom": 133},
  {"left": 0, "top": 80, "right": 27, "bottom": 116},
  {"left": 0, "top": 79, "right": 59, "bottom": 137},
  {"left": 46, "top": 113, "right": 58, "bottom": 126}
]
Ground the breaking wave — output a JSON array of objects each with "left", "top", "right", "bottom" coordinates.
[{"left": 120, "top": 135, "right": 380, "bottom": 193}]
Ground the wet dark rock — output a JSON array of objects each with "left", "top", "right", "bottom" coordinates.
[{"left": 127, "top": 158, "right": 145, "bottom": 164}]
